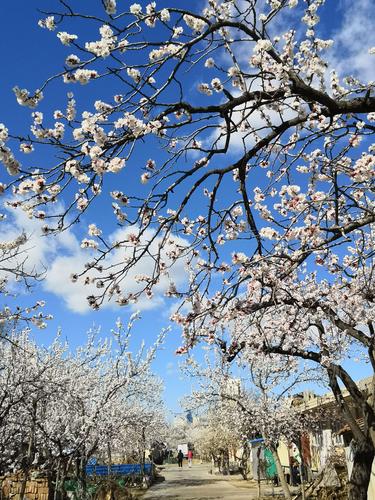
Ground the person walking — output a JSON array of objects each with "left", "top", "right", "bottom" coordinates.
[
  {"left": 177, "top": 449, "right": 184, "bottom": 468},
  {"left": 187, "top": 449, "right": 193, "bottom": 468}
]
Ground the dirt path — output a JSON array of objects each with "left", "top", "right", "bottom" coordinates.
[{"left": 143, "top": 463, "right": 259, "bottom": 499}]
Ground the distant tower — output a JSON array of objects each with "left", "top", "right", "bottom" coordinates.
[{"left": 186, "top": 410, "right": 193, "bottom": 423}]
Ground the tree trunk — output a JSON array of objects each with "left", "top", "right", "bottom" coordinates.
[
  {"left": 222, "top": 448, "right": 229, "bottom": 475},
  {"left": 270, "top": 445, "right": 292, "bottom": 500},
  {"left": 20, "top": 400, "right": 37, "bottom": 500},
  {"left": 141, "top": 427, "right": 146, "bottom": 477},
  {"left": 239, "top": 441, "right": 249, "bottom": 480},
  {"left": 76, "top": 456, "right": 87, "bottom": 500},
  {"left": 347, "top": 440, "right": 374, "bottom": 500},
  {"left": 58, "top": 470, "right": 67, "bottom": 500},
  {"left": 257, "top": 447, "right": 262, "bottom": 500},
  {"left": 298, "top": 463, "right": 305, "bottom": 500},
  {"left": 53, "top": 460, "right": 60, "bottom": 500},
  {"left": 107, "top": 442, "right": 112, "bottom": 467}
]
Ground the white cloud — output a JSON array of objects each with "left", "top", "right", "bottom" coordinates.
[
  {"left": 44, "top": 227, "right": 188, "bottom": 314},
  {"left": 165, "top": 299, "right": 192, "bottom": 321},
  {"left": 329, "top": 0, "right": 375, "bottom": 83},
  {"left": 207, "top": 0, "right": 375, "bottom": 157},
  {"left": 1, "top": 208, "right": 188, "bottom": 314},
  {"left": 0, "top": 205, "right": 79, "bottom": 287},
  {"left": 207, "top": 94, "right": 298, "bottom": 156}
]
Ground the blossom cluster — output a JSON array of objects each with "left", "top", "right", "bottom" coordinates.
[
  {"left": 0, "top": 123, "right": 20, "bottom": 176},
  {"left": 0, "top": 324, "right": 166, "bottom": 479}
]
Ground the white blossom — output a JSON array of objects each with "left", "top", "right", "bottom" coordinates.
[
  {"left": 57, "top": 31, "right": 78, "bottom": 46},
  {"left": 130, "top": 3, "right": 142, "bottom": 15},
  {"left": 104, "top": 0, "right": 117, "bottom": 14},
  {"left": 38, "top": 16, "right": 56, "bottom": 31}
]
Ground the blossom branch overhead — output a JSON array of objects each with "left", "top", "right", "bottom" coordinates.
[{"left": 0, "top": 0, "right": 373, "bottom": 316}]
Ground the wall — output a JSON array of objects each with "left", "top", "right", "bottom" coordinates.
[
  {"left": 368, "top": 459, "right": 375, "bottom": 500},
  {"left": 0, "top": 474, "right": 50, "bottom": 500}
]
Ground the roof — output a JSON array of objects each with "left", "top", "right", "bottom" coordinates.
[
  {"left": 294, "top": 376, "right": 373, "bottom": 413},
  {"left": 337, "top": 418, "right": 365, "bottom": 436}
]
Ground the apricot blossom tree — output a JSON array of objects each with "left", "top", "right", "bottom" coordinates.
[
  {"left": 0, "top": 1, "right": 374, "bottom": 497},
  {"left": 184, "top": 351, "right": 319, "bottom": 498},
  {"left": 0, "top": 0, "right": 372, "bottom": 308},
  {"left": 0, "top": 317, "right": 166, "bottom": 498}
]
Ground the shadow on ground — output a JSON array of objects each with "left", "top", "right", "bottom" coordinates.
[
  {"left": 145, "top": 497, "right": 225, "bottom": 500},
  {"left": 153, "top": 478, "right": 219, "bottom": 488}
]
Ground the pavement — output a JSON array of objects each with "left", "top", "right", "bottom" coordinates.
[{"left": 142, "top": 463, "right": 269, "bottom": 499}]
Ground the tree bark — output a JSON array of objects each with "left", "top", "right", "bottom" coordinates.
[
  {"left": 257, "top": 447, "right": 261, "bottom": 500},
  {"left": 270, "top": 445, "right": 292, "bottom": 500},
  {"left": 327, "top": 367, "right": 375, "bottom": 497},
  {"left": 141, "top": 427, "right": 146, "bottom": 477},
  {"left": 76, "top": 456, "right": 87, "bottom": 500},
  {"left": 20, "top": 400, "right": 37, "bottom": 500},
  {"left": 222, "top": 448, "right": 230, "bottom": 475},
  {"left": 347, "top": 440, "right": 374, "bottom": 500},
  {"left": 53, "top": 460, "right": 61, "bottom": 500},
  {"left": 298, "top": 462, "right": 305, "bottom": 500},
  {"left": 239, "top": 440, "right": 249, "bottom": 480}
]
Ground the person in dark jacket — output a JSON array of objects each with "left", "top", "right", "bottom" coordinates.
[{"left": 177, "top": 450, "right": 184, "bottom": 468}]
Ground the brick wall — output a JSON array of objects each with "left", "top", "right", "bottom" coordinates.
[{"left": 0, "top": 474, "right": 50, "bottom": 500}]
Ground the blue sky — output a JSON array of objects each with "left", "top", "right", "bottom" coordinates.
[
  {"left": 0, "top": 0, "right": 208, "bottom": 416},
  {"left": 0, "top": 0, "right": 374, "bottom": 415}
]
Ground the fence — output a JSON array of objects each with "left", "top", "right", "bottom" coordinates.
[{"left": 85, "top": 463, "right": 153, "bottom": 476}]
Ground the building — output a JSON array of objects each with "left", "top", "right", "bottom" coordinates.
[{"left": 292, "top": 377, "right": 375, "bottom": 497}]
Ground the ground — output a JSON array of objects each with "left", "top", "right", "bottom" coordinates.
[{"left": 142, "top": 463, "right": 298, "bottom": 499}]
